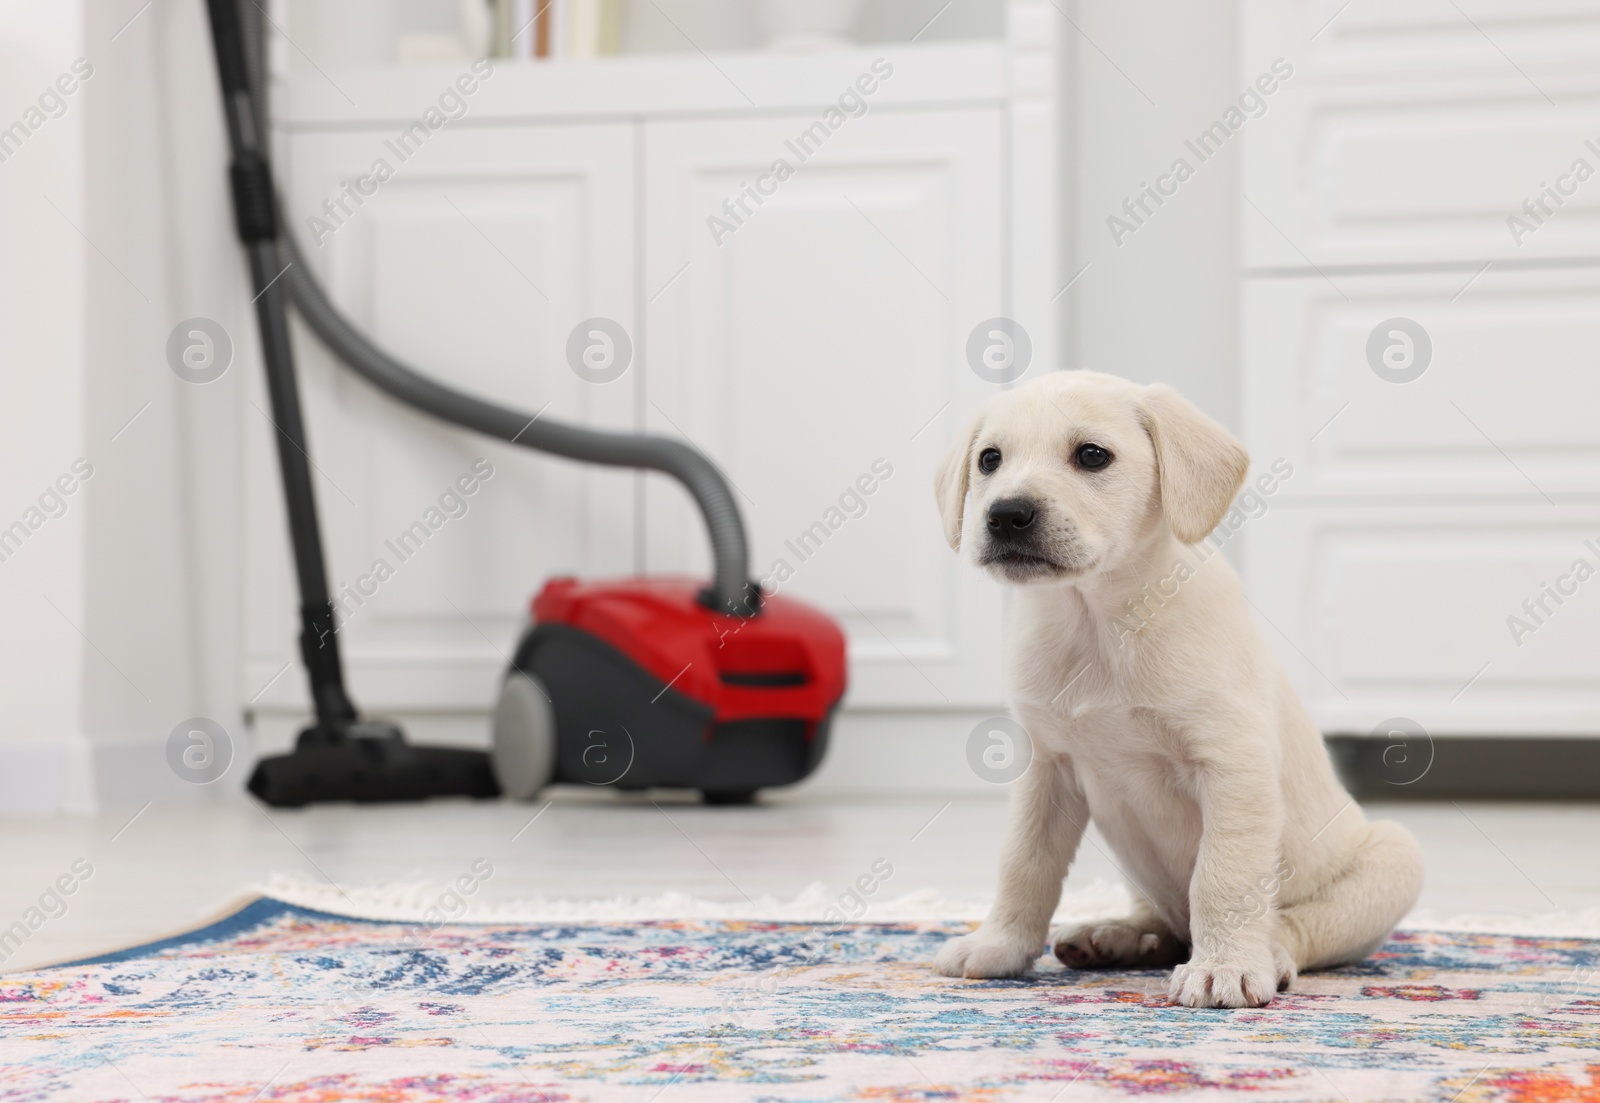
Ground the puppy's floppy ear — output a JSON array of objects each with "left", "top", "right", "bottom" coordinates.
[
  {"left": 933, "top": 412, "right": 984, "bottom": 551},
  {"left": 1140, "top": 384, "right": 1250, "bottom": 544}
]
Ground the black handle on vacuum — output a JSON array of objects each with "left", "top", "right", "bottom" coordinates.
[{"left": 205, "top": 0, "right": 356, "bottom": 730}]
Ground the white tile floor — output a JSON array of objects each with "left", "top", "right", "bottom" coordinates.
[{"left": 1, "top": 790, "right": 1596, "bottom": 972}]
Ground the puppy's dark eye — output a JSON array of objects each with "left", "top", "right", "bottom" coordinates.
[
  {"left": 977, "top": 448, "right": 1002, "bottom": 474},
  {"left": 1075, "top": 443, "right": 1112, "bottom": 470}
]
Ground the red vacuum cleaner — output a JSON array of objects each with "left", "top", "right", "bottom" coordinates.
[
  {"left": 205, "top": 0, "right": 846, "bottom": 807},
  {"left": 493, "top": 578, "right": 846, "bottom": 805}
]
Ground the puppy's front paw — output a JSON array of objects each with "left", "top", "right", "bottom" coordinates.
[
  {"left": 1167, "top": 952, "right": 1278, "bottom": 1008},
  {"left": 933, "top": 929, "right": 1043, "bottom": 979}
]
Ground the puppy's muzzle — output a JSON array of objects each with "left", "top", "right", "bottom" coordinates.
[{"left": 979, "top": 497, "right": 1079, "bottom": 578}]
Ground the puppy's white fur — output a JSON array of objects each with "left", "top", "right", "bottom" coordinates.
[{"left": 931, "top": 371, "right": 1423, "bottom": 1008}]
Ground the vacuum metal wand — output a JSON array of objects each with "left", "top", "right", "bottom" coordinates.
[
  {"left": 207, "top": 0, "right": 353, "bottom": 730},
  {"left": 247, "top": 236, "right": 356, "bottom": 729},
  {"left": 205, "top": 0, "right": 498, "bottom": 804}
]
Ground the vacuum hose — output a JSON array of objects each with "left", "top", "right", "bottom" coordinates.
[
  {"left": 276, "top": 235, "right": 758, "bottom": 614},
  {"left": 239, "top": 8, "right": 758, "bottom": 616}
]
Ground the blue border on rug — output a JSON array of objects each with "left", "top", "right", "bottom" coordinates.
[{"left": 47, "top": 898, "right": 385, "bottom": 969}]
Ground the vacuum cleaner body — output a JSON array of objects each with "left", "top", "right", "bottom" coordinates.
[{"left": 497, "top": 578, "right": 846, "bottom": 801}]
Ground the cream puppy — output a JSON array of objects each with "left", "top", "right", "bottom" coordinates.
[{"left": 930, "top": 371, "right": 1422, "bottom": 1008}]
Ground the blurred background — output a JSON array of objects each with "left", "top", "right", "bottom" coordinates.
[{"left": 1, "top": 0, "right": 1596, "bottom": 817}]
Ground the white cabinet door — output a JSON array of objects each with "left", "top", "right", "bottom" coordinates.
[
  {"left": 642, "top": 109, "right": 1010, "bottom": 708},
  {"left": 247, "top": 123, "right": 636, "bottom": 717}
]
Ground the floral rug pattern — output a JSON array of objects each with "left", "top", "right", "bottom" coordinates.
[{"left": 3, "top": 898, "right": 1599, "bottom": 1102}]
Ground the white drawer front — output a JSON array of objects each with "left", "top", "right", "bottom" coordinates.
[
  {"left": 1246, "top": 0, "right": 1600, "bottom": 83},
  {"left": 1245, "top": 74, "right": 1600, "bottom": 267},
  {"left": 1243, "top": 269, "right": 1600, "bottom": 500},
  {"left": 1243, "top": 503, "right": 1600, "bottom": 736}
]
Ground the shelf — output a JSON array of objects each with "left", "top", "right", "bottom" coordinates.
[{"left": 279, "top": 41, "right": 1010, "bottom": 127}]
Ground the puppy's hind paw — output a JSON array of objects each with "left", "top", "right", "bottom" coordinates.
[
  {"left": 1272, "top": 940, "right": 1298, "bottom": 992},
  {"left": 1052, "top": 922, "right": 1184, "bottom": 969},
  {"left": 932, "top": 930, "right": 1042, "bottom": 980}
]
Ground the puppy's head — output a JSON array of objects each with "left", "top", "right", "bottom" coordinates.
[{"left": 934, "top": 372, "right": 1248, "bottom": 585}]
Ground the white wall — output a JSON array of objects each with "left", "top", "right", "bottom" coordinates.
[
  {"left": 78, "top": 0, "right": 253, "bottom": 804},
  {"left": 1058, "top": 0, "right": 1241, "bottom": 430},
  {"left": 0, "top": 0, "right": 252, "bottom": 812},
  {"left": 0, "top": 1, "right": 92, "bottom": 811}
]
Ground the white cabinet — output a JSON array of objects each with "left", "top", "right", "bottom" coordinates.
[
  {"left": 248, "top": 18, "right": 1056, "bottom": 750},
  {"left": 1240, "top": 1, "right": 1600, "bottom": 737}
]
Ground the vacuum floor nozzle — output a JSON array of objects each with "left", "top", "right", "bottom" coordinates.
[{"left": 248, "top": 720, "right": 500, "bottom": 807}]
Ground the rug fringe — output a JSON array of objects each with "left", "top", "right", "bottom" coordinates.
[
  {"left": 255, "top": 873, "right": 1122, "bottom": 924},
  {"left": 254, "top": 874, "right": 1600, "bottom": 936},
  {"left": 1398, "top": 907, "right": 1600, "bottom": 937}
]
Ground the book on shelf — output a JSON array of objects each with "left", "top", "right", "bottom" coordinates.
[{"left": 492, "top": 0, "right": 622, "bottom": 60}]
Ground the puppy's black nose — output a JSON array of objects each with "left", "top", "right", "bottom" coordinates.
[{"left": 987, "top": 498, "right": 1036, "bottom": 537}]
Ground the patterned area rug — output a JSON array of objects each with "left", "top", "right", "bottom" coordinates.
[{"left": 4, "top": 893, "right": 1599, "bottom": 1103}]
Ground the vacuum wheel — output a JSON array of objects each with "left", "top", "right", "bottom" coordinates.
[{"left": 492, "top": 671, "right": 556, "bottom": 800}]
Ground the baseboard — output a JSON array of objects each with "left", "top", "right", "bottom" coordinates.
[
  {"left": 91, "top": 735, "right": 248, "bottom": 805},
  {"left": 0, "top": 735, "right": 244, "bottom": 815},
  {"left": 798, "top": 709, "right": 1007, "bottom": 796},
  {"left": 1326, "top": 735, "right": 1600, "bottom": 800},
  {"left": 0, "top": 739, "right": 95, "bottom": 814},
  {"left": 6, "top": 728, "right": 1591, "bottom": 813}
]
